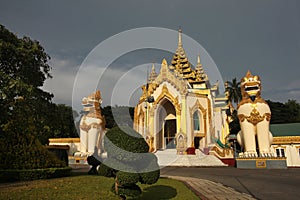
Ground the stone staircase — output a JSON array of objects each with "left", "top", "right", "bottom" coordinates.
[{"left": 155, "top": 149, "right": 227, "bottom": 167}]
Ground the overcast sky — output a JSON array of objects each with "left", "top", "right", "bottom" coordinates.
[{"left": 1, "top": 0, "right": 300, "bottom": 111}]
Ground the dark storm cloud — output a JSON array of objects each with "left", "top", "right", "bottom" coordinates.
[{"left": 1, "top": 0, "right": 300, "bottom": 107}]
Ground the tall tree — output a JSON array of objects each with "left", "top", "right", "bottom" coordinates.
[
  {"left": 0, "top": 25, "right": 64, "bottom": 169},
  {"left": 0, "top": 24, "right": 52, "bottom": 132},
  {"left": 285, "top": 99, "right": 300, "bottom": 122},
  {"left": 226, "top": 78, "right": 242, "bottom": 107}
]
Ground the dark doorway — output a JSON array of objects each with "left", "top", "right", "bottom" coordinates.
[
  {"left": 164, "top": 119, "right": 176, "bottom": 149},
  {"left": 194, "top": 137, "right": 200, "bottom": 149}
]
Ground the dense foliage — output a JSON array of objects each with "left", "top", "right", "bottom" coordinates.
[
  {"left": 0, "top": 25, "right": 75, "bottom": 170},
  {"left": 267, "top": 99, "right": 300, "bottom": 124},
  {"left": 98, "top": 126, "right": 160, "bottom": 199}
]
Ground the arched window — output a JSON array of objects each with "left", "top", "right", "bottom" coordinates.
[{"left": 193, "top": 111, "right": 200, "bottom": 131}]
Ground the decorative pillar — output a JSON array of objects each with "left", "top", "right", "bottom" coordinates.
[{"left": 180, "top": 96, "right": 187, "bottom": 134}]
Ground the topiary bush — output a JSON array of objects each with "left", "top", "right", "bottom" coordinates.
[
  {"left": 98, "top": 163, "right": 115, "bottom": 177},
  {"left": 98, "top": 126, "right": 160, "bottom": 199}
]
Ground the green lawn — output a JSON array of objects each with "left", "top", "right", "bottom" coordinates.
[{"left": 0, "top": 174, "right": 199, "bottom": 200}]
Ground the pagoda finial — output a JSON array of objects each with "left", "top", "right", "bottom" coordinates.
[
  {"left": 197, "top": 54, "right": 201, "bottom": 65},
  {"left": 151, "top": 63, "right": 155, "bottom": 72},
  {"left": 178, "top": 27, "right": 182, "bottom": 47},
  {"left": 148, "top": 63, "right": 157, "bottom": 83},
  {"left": 162, "top": 58, "right": 167, "bottom": 66}
]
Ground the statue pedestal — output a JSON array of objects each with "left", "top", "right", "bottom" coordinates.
[{"left": 236, "top": 157, "right": 287, "bottom": 169}]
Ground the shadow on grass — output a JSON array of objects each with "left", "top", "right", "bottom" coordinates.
[{"left": 132, "top": 185, "right": 177, "bottom": 200}]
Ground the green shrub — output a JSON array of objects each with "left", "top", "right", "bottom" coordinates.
[
  {"left": 0, "top": 135, "right": 65, "bottom": 170},
  {"left": 116, "top": 171, "right": 139, "bottom": 185},
  {"left": 98, "top": 164, "right": 115, "bottom": 177},
  {"left": 139, "top": 170, "right": 160, "bottom": 185},
  {"left": 99, "top": 126, "right": 160, "bottom": 199}
]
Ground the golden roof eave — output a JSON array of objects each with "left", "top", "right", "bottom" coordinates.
[{"left": 272, "top": 136, "right": 300, "bottom": 145}]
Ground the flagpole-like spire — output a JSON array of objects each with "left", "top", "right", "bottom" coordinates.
[{"left": 178, "top": 27, "right": 182, "bottom": 47}]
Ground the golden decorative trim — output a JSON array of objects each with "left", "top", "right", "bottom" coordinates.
[
  {"left": 133, "top": 106, "right": 138, "bottom": 130},
  {"left": 49, "top": 138, "right": 80, "bottom": 143},
  {"left": 238, "top": 108, "right": 271, "bottom": 125},
  {"left": 256, "top": 160, "right": 266, "bottom": 168},
  {"left": 272, "top": 145, "right": 287, "bottom": 150},
  {"left": 236, "top": 157, "right": 286, "bottom": 160},
  {"left": 207, "top": 97, "right": 212, "bottom": 136},
  {"left": 69, "top": 156, "right": 87, "bottom": 160},
  {"left": 210, "top": 146, "right": 232, "bottom": 158},
  {"left": 153, "top": 84, "right": 181, "bottom": 115},
  {"left": 272, "top": 136, "right": 300, "bottom": 144},
  {"left": 155, "top": 59, "right": 188, "bottom": 96}
]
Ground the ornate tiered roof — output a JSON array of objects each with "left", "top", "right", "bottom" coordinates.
[
  {"left": 170, "top": 28, "right": 196, "bottom": 82},
  {"left": 148, "top": 63, "right": 158, "bottom": 83},
  {"left": 193, "top": 55, "right": 208, "bottom": 82},
  {"left": 169, "top": 28, "right": 208, "bottom": 87}
]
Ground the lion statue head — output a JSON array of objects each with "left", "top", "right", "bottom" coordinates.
[{"left": 240, "top": 70, "right": 261, "bottom": 102}]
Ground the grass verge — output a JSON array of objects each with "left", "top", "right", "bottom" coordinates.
[{"left": 0, "top": 174, "right": 199, "bottom": 200}]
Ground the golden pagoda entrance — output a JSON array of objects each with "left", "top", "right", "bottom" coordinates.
[{"left": 156, "top": 98, "right": 177, "bottom": 150}]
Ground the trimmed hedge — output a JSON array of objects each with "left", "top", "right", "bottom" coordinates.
[
  {"left": 98, "top": 164, "right": 116, "bottom": 177},
  {"left": 100, "top": 126, "right": 160, "bottom": 199},
  {"left": 116, "top": 171, "right": 139, "bottom": 185},
  {"left": 0, "top": 167, "right": 72, "bottom": 182}
]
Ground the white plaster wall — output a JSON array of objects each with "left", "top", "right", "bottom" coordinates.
[
  {"left": 186, "top": 96, "right": 208, "bottom": 148},
  {"left": 152, "top": 82, "right": 182, "bottom": 102},
  {"left": 271, "top": 145, "right": 300, "bottom": 167},
  {"left": 214, "top": 108, "right": 223, "bottom": 140},
  {"left": 286, "top": 145, "right": 300, "bottom": 167}
]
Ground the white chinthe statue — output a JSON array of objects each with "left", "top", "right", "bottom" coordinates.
[
  {"left": 79, "top": 90, "right": 106, "bottom": 156},
  {"left": 237, "top": 71, "right": 273, "bottom": 157}
]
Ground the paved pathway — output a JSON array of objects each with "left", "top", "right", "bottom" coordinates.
[
  {"left": 161, "top": 167, "right": 300, "bottom": 200},
  {"left": 163, "top": 175, "right": 256, "bottom": 200}
]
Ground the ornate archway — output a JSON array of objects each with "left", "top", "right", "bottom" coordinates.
[{"left": 156, "top": 98, "right": 177, "bottom": 149}]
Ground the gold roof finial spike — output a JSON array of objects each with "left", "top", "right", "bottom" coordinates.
[
  {"left": 196, "top": 54, "right": 203, "bottom": 70},
  {"left": 151, "top": 63, "right": 155, "bottom": 72},
  {"left": 178, "top": 27, "right": 182, "bottom": 47},
  {"left": 148, "top": 63, "right": 157, "bottom": 83},
  {"left": 197, "top": 54, "right": 201, "bottom": 65},
  {"left": 162, "top": 58, "right": 168, "bottom": 66}
]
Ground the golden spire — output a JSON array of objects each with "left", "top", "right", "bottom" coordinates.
[
  {"left": 175, "top": 27, "right": 186, "bottom": 57},
  {"left": 194, "top": 54, "right": 208, "bottom": 82},
  {"left": 162, "top": 58, "right": 168, "bottom": 66},
  {"left": 178, "top": 27, "right": 182, "bottom": 47},
  {"left": 148, "top": 63, "right": 157, "bottom": 82},
  {"left": 195, "top": 55, "right": 202, "bottom": 69},
  {"left": 170, "top": 28, "right": 194, "bottom": 81}
]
